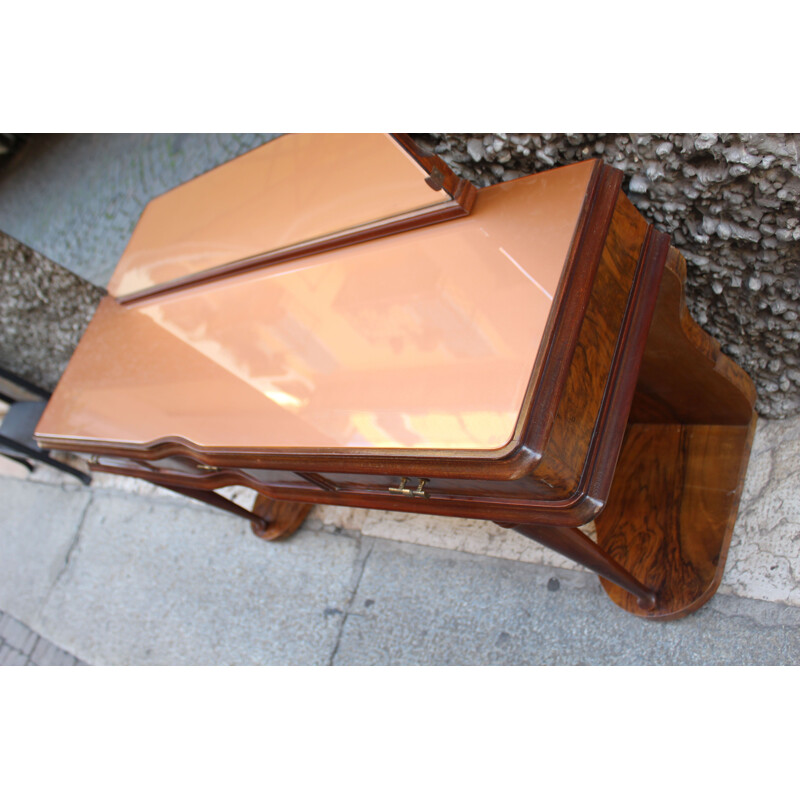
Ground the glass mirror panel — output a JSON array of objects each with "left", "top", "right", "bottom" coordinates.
[{"left": 106, "top": 133, "right": 468, "bottom": 300}]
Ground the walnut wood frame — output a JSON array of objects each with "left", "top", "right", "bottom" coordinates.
[{"left": 44, "top": 159, "right": 757, "bottom": 620}]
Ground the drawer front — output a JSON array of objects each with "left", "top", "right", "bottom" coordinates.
[
  {"left": 315, "top": 472, "right": 551, "bottom": 502},
  {"left": 90, "top": 457, "right": 552, "bottom": 507}
]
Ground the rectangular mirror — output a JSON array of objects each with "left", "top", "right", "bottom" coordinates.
[{"left": 106, "top": 133, "right": 476, "bottom": 302}]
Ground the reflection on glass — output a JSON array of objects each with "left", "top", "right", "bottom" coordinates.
[
  {"left": 107, "top": 134, "right": 454, "bottom": 298},
  {"left": 39, "top": 160, "right": 597, "bottom": 452}
]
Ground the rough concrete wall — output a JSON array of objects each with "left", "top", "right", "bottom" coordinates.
[
  {"left": 411, "top": 134, "right": 800, "bottom": 419},
  {"left": 0, "top": 232, "right": 102, "bottom": 392}
]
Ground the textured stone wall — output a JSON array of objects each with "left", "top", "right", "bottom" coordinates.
[
  {"left": 0, "top": 232, "right": 102, "bottom": 392},
  {"left": 411, "top": 134, "right": 800, "bottom": 419}
]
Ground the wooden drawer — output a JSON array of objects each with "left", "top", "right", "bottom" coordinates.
[{"left": 312, "top": 472, "right": 556, "bottom": 503}]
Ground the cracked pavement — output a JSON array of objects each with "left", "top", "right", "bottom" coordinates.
[
  {"left": 0, "top": 457, "right": 798, "bottom": 664},
  {"left": 327, "top": 538, "right": 375, "bottom": 666},
  {"left": 1, "top": 375, "right": 798, "bottom": 666}
]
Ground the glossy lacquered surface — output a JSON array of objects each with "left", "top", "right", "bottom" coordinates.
[
  {"left": 106, "top": 134, "right": 451, "bottom": 298},
  {"left": 38, "top": 160, "right": 596, "bottom": 453}
]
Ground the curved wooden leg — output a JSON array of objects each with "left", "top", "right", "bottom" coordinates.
[
  {"left": 143, "top": 480, "right": 311, "bottom": 541},
  {"left": 501, "top": 521, "right": 657, "bottom": 609},
  {"left": 250, "top": 494, "right": 313, "bottom": 541}
]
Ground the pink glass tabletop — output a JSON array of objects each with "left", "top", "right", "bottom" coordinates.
[
  {"left": 105, "top": 133, "right": 451, "bottom": 298},
  {"left": 37, "top": 159, "right": 596, "bottom": 453}
]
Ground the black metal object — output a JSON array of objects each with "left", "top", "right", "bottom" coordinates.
[
  {"left": 0, "top": 400, "right": 91, "bottom": 485},
  {"left": 0, "top": 364, "right": 50, "bottom": 405}
]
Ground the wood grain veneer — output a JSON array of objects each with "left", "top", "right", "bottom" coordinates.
[
  {"left": 249, "top": 495, "right": 313, "bottom": 541},
  {"left": 38, "top": 152, "right": 758, "bottom": 619},
  {"left": 596, "top": 245, "right": 757, "bottom": 618}
]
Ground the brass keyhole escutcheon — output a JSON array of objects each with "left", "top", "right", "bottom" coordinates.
[{"left": 388, "top": 477, "right": 429, "bottom": 498}]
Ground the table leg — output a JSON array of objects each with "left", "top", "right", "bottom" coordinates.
[
  {"left": 498, "top": 521, "right": 657, "bottom": 609},
  {"left": 249, "top": 494, "right": 313, "bottom": 541},
  {"left": 147, "top": 479, "right": 271, "bottom": 528}
]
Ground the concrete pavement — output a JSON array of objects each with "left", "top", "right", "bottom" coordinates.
[
  {"left": 0, "top": 610, "right": 84, "bottom": 666},
  {"left": 1, "top": 468, "right": 798, "bottom": 665}
]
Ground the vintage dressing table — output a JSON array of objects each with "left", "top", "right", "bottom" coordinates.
[{"left": 35, "top": 133, "right": 757, "bottom": 620}]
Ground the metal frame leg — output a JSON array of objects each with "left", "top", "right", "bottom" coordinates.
[
  {"left": 0, "top": 436, "right": 91, "bottom": 485},
  {"left": 0, "top": 453, "right": 34, "bottom": 473}
]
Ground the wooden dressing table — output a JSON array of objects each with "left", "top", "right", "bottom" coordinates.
[{"left": 35, "top": 133, "right": 757, "bottom": 620}]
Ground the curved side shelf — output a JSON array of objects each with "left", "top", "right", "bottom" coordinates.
[
  {"left": 629, "top": 247, "right": 755, "bottom": 426},
  {"left": 596, "top": 416, "right": 756, "bottom": 619},
  {"left": 596, "top": 246, "right": 758, "bottom": 619}
]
